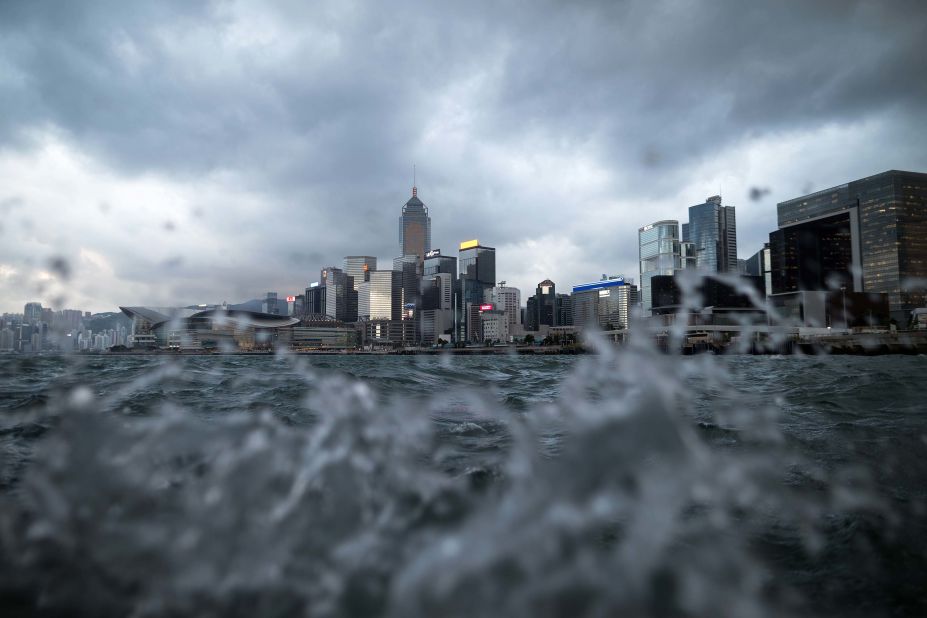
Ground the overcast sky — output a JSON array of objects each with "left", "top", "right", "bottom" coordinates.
[{"left": 1, "top": 0, "right": 926, "bottom": 313}]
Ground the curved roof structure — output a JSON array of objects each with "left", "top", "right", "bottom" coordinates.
[
  {"left": 120, "top": 306, "right": 299, "bottom": 328},
  {"left": 190, "top": 309, "right": 299, "bottom": 328}
]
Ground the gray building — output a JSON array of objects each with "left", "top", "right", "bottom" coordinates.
[
  {"left": 320, "top": 267, "right": 355, "bottom": 323},
  {"left": 685, "top": 195, "right": 738, "bottom": 273},
  {"left": 770, "top": 170, "right": 927, "bottom": 322},
  {"left": 343, "top": 256, "right": 377, "bottom": 291},
  {"left": 393, "top": 255, "right": 423, "bottom": 310},
  {"left": 364, "top": 270, "right": 402, "bottom": 321},
  {"left": 457, "top": 240, "right": 496, "bottom": 342},
  {"left": 23, "top": 302, "right": 43, "bottom": 324},
  {"left": 571, "top": 277, "right": 639, "bottom": 330}
]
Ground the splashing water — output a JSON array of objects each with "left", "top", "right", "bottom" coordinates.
[{"left": 0, "top": 344, "right": 925, "bottom": 617}]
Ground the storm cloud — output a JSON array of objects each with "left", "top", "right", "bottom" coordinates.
[{"left": 1, "top": 0, "right": 926, "bottom": 311}]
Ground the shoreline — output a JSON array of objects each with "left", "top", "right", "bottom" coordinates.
[{"left": 4, "top": 331, "right": 927, "bottom": 357}]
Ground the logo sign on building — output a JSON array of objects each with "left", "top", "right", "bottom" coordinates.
[
  {"left": 286, "top": 295, "right": 296, "bottom": 302},
  {"left": 479, "top": 303, "right": 494, "bottom": 311},
  {"left": 425, "top": 249, "right": 441, "bottom": 258},
  {"left": 599, "top": 290, "right": 610, "bottom": 297},
  {"left": 459, "top": 239, "right": 479, "bottom": 250}
]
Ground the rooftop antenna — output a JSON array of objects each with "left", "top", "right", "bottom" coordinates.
[{"left": 412, "top": 164, "right": 417, "bottom": 198}]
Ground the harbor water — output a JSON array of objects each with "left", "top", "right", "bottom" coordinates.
[{"left": 0, "top": 349, "right": 925, "bottom": 616}]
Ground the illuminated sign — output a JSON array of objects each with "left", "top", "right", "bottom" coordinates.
[
  {"left": 286, "top": 295, "right": 296, "bottom": 302},
  {"left": 640, "top": 224, "right": 654, "bottom": 232},
  {"left": 459, "top": 239, "right": 479, "bottom": 250},
  {"left": 479, "top": 304, "right": 494, "bottom": 311},
  {"left": 598, "top": 290, "right": 610, "bottom": 297},
  {"left": 425, "top": 249, "right": 441, "bottom": 258}
]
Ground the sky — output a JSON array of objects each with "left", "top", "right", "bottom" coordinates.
[{"left": 1, "top": 0, "right": 926, "bottom": 313}]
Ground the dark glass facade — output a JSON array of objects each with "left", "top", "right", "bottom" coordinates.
[
  {"left": 424, "top": 252, "right": 457, "bottom": 278},
  {"left": 686, "top": 196, "right": 738, "bottom": 273},
  {"left": 773, "top": 170, "right": 927, "bottom": 321},
  {"left": 457, "top": 243, "right": 496, "bottom": 341}
]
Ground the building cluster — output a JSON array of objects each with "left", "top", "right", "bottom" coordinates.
[
  {"left": 0, "top": 303, "right": 128, "bottom": 353},
  {"left": 8, "top": 170, "right": 925, "bottom": 354},
  {"left": 637, "top": 170, "right": 927, "bottom": 330},
  {"left": 275, "top": 183, "right": 641, "bottom": 349}
]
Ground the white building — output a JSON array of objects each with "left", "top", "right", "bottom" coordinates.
[
  {"left": 480, "top": 308, "right": 509, "bottom": 342},
  {"left": 484, "top": 285, "right": 521, "bottom": 328}
]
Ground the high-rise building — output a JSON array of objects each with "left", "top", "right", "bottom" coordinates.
[
  {"left": 639, "top": 220, "right": 689, "bottom": 317},
  {"left": 686, "top": 195, "right": 738, "bottom": 273},
  {"left": 457, "top": 240, "right": 496, "bottom": 342},
  {"left": 320, "top": 267, "right": 356, "bottom": 322},
  {"left": 366, "top": 270, "right": 402, "bottom": 321},
  {"left": 571, "top": 277, "right": 639, "bottom": 330},
  {"left": 745, "top": 243, "right": 772, "bottom": 297},
  {"left": 556, "top": 294, "right": 573, "bottom": 326},
  {"left": 305, "top": 283, "right": 326, "bottom": 316},
  {"left": 420, "top": 272, "right": 454, "bottom": 345},
  {"left": 424, "top": 249, "right": 457, "bottom": 278},
  {"left": 343, "top": 256, "right": 377, "bottom": 291},
  {"left": 770, "top": 170, "right": 927, "bottom": 322},
  {"left": 399, "top": 185, "right": 431, "bottom": 259},
  {"left": 393, "top": 255, "right": 423, "bottom": 309},
  {"left": 485, "top": 284, "right": 521, "bottom": 328},
  {"left": 23, "top": 302, "right": 43, "bottom": 324},
  {"left": 421, "top": 272, "right": 453, "bottom": 311},
  {"left": 530, "top": 280, "right": 556, "bottom": 329}
]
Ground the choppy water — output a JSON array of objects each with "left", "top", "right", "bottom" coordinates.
[{"left": 1, "top": 347, "right": 925, "bottom": 617}]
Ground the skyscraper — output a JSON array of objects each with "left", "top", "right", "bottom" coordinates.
[
  {"left": 366, "top": 270, "right": 402, "bottom": 321},
  {"left": 343, "top": 256, "right": 377, "bottom": 291},
  {"left": 686, "top": 195, "right": 738, "bottom": 273},
  {"left": 485, "top": 284, "right": 522, "bottom": 328},
  {"left": 639, "top": 220, "right": 688, "bottom": 317},
  {"left": 399, "top": 185, "right": 431, "bottom": 259},
  {"left": 393, "top": 255, "right": 423, "bottom": 310},
  {"left": 320, "top": 267, "right": 354, "bottom": 322},
  {"left": 457, "top": 239, "right": 496, "bottom": 342},
  {"left": 23, "top": 302, "right": 43, "bottom": 324}
]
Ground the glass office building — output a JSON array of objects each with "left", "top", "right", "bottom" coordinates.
[
  {"left": 343, "top": 256, "right": 377, "bottom": 291},
  {"left": 365, "top": 270, "right": 402, "bottom": 321},
  {"left": 686, "top": 195, "right": 738, "bottom": 273},
  {"left": 424, "top": 250, "right": 457, "bottom": 279},
  {"left": 639, "top": 220, "right": 690, "bottom": 317},
  {"left": 457, "top": 240, "right": 496, "bottom": 341},
  {"left": 393, "top": 255, "right": 423, "bottom": 310},
  {"left": 771, "top": 170, "right": 927, "bottom": 322},
  {"left": 571, "top": 278, "right": 639, "bottom": 330}
]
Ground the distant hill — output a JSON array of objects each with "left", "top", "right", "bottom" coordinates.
[
  {"left": 230, "top": 298, "right": 289, "bottom": 314},
  {"left": 87, "top": 312, "right": 132, "bottom": 332}
]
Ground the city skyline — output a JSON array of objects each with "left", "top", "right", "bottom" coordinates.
[{"left": 2, "top": 1, "right": 927, "bottom": 313}]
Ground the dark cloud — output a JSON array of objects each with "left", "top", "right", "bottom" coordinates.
[{"left": 0, "top": 0, "right": 926, "bottom": 310}]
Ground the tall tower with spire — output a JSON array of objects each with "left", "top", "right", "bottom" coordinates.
[{"left": 399, "top": 168, "right": 431, "bottom": 259}]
